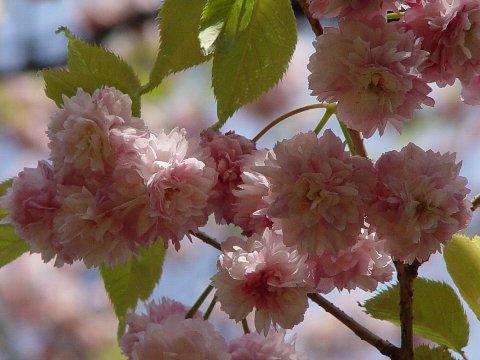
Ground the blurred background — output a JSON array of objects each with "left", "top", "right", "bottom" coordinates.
[{"left": 0, "top": 0, "right": 479, "bottom": 359}]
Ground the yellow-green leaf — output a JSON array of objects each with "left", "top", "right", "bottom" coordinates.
[
  {"left": 414, "top": 345, "right": 456, "bottom": 360},
  {"left": 444, "top": 234, "right": 480, "bottom": 322},
  {"left": 363, "top": 278, "right": 469, "bottom": 353},
  {"left": 0, "top": 224, "right": 30, "bottom": 268}
]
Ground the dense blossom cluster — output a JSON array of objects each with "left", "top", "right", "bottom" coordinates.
[
  {"left": 308, "top": 0, "right": 480, "bottom": 137},
  {"left": 119, "top": 297, "right": 302, "bottom": 359},
  {"left": 0, "top": 85, "right": 472, "bottom": 341}
]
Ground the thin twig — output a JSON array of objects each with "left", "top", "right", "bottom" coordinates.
[
  {"left": 296, "top": 0, "right": 323, "bottom": 36},
  {"left": 253, "top": 104, "right": 331, "bottom": 142},
  {"left": 203, "top": 296, "right": 217, "bottom": 320},
  {"left": 242, "top": 318, "right": 250, "bottom": 334},
  {"left": 185, "top": 284, "right": 214, "bottom": 319},
  {"left": 394, "top": 260, "right": 421, "bottom": 360},
  {"left": 308, "top": 293, "right": 400, "bottom": 359},
  {"left": 190, "top": 231, "right": 222, "bottom": 250},
  {"left": 314, "top": 107, "right": 335, "bottom": 135}
]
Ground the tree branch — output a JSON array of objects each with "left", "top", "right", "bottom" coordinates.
[
  {"left": 190, "top": 231, "right": 222, "bottom": 250},
  {"left": 296, "top": 0, "right": 323, "bottom": 36},
  {"left": 471, "top": 194, "right": 480, "bottom": 212},
  {"left": 394, "top": 260, "right": 421, "bottom": 360},
  {"left": 308, "top": 293, "right": 400, "bottom": 359}
]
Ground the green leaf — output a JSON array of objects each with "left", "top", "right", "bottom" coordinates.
[
  {"left": 199, "top": 0, "right": 236, "bottom": 55},
  {"left": 0, "top": 179, "right": 12, "bottom": 220},
  {"left": 444, "top": 234, "right": 480, "bottom": 322},
  {"left": 0, "top": 224, "right": 30, "bottom": 268},
  {"left": 42, "top": 27, "right": 142, "bottom": 116},
  {"left": 211, "top": 0, "right": 296, "bottom": 123},
  {"left": 142, "top": 0, "right": 210, "bottom": 93},
  {"left": 363, "top": 278, "right": 469, "bottom": 353},
  {"left": 100, "top": 241, "right": 166, "bottom": 337},
  {"left": 414, "top": 345, "right": 456, "bottom": 360}
]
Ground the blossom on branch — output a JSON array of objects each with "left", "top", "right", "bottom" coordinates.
[
  {"left": 312, "top": 228, "right": 394, "bottom": 292},
  {"left": 308, "top": 17, "right": 434, "bottom": 137},
  {"left": 212, "top": 229, "right": 313, "bottom": 334},
  {"left": 401, "top": 0, "right": 480, "bottom": 100},
  {"left": 200, "top": 129, "right": 256, "bottom": 224},
  {"left": 367, "top": 143, "right": 472, "bottom": 263},
  {"left": 256, "top": 131, "right": 376, "bottom": 255},
  {"left": 228, "top": 329, "right": 303, "bottom": 360}
]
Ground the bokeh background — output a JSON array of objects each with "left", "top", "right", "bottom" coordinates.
[{"left": 0, "top": 0, "right": 479, "bottom": 359}]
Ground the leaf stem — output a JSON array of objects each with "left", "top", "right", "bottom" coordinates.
[
  {"left": 394, "top": 260, "right": 421, "bottom": 360},
  {"left": 386, "top": 12, "right": 404, "bottom": 22},
  {"left": 203, "top": 296, "right": 217, "bottom": 320},
  {"left": 338, "top": 121, "right": 357, "bottom": 155},
  {"left": 185, "top": 284, "right": 214, "bottom": 319},
  {"left": 253, "top": 103, "right": 332, "bottom": 142},
  {"left": 314, "top": 106, "right": 336, "bottom": 134},
  {"left": 308, "top": 293, "right": 400, "bottom": 359},
  {"left": 242, "top": 318, "right": 250, "bottom": 334},
  {"left": 297, "top": 0, "right": 323, "bottom": 36}
]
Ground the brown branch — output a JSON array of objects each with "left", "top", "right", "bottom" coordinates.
[
  {"left": 296, "top": 0, "right": 323, "bottom": 36},
  {"left": 347, "top": 128, "right": 368, "bottom": 158},
  {"left": 394, "top": 260, "right": 420, "bottom": 360},
  {"left": 190, "top": 231, "right": 222, "bottom": 251},
  {"left": 308, "top": 293, "right": 400, "bottom": 359},
  {"left": 471, "top": 194, "right": 480, "bottom": 212}
]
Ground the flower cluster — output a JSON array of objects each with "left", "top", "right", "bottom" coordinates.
[
  {"left": 1, "top": 87, "right": 472, "bottom": 338},
  {"left": 120, "top": 297, "right": 303, "bottom": 359},
  {"left": 308, "top": 0, "right": 480, "bottom": 137}
]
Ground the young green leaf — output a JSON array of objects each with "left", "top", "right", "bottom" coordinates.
[
  {"left": 414, "top": 345, "right": 456, "bottom": 360},
  {"left": 0, "top": 224, "right": 30, "bottom": 268},
  {"left": 100, "top": 241, "right": 166, "bottom": 337},
  {"left": 363, "top": 278, "right": 469, "bottom": 353},
  {"left": 444, "top": 234, "right": 480, "bottom": 322},
  {"left": 211, "top": 0, "right": 297, "bottom": 124},
  {"left": 42, "top": 27, "right": 142, "bottom": 116},
  {"left": 142, "top": 0, "right": 210, "bottom": 94}
]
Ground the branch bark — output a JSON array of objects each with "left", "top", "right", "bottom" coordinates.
[{"left": 394, "top": 260, "right": 421, "bottom": 360}]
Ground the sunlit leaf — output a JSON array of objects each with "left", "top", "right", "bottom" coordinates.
[
  {"left": 363, "top": 278, "right": 469, "bottom": 353},
  {"left": 444, "top": 234, "right": 480, "bottom": 321},
  {"left": 142, "top": 0, "right": 209, "bottom": 93},
  {"left": 211, "top": 0, "right": 296, "bottom": 123}
]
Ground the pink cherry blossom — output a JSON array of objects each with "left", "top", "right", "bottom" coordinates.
[
  {"left": 212, "top": 229, "right": 313, "bottom": 334},
  {"left": 201, "top": 129, "right": 256, "bottom": 224},
  {"left": 367, "top": 143, "right": 472, "bottom": 263},
  {"left": 312, "top": 228, "right": 394, "bottom": 292},
  {"left": 308, "top": 17, "right": 434, "bottom": 137},
  {"left": 401, "top": 0, "right": 480, "bottom": 90},
  {"left": 461, "top": 74, "right": 480, "bottom": 104},
  {"left": 128, "top": 317, "right": 230, "bottom": 360},
  {"left": 232, "top": 149, "right": 272, "bottom": 237},
  {"left": 129, "top": 129, "right": 217, "bottom": 250},
  {"left": 256, "top": 130, "right": 376, "bottom": 255},
  {"left": 120, "top": 297, "right": 200, "bottom": 357},
  {"left": 0, "top": 161, "right": 63, "bottom": 265},
  {"left": 48, "top": 87, "right": 147, "bottom": 186},
  {"left": 308, "top": 0, "right": 399, "bottom": 20},
  {"left": 228, "top": 329, "right": 303, "bottom": 360}
]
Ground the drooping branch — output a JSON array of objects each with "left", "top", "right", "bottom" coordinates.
[
  {"left": 308, "top": 293, "right": 400, "bottom": 359},
  {"left": 190, "top": 230, "right": 222, "bottom": 250},
  {"left": 471, "top": 194, "right": 480, "bottom": 212}
]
